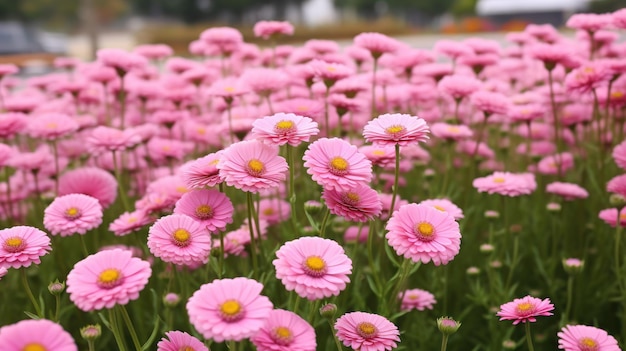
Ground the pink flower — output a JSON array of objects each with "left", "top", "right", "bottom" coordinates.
[
  {"left": 598, "top": 208, "right": 626, "bottom": 227},
  {"left": 529, "top": 43, "right": 576, "bottom": 70},
  {"left": 251, "top": 309, "right": 317, "bottom": 351},
  {"left": 566, "top": 13, "right": 613, "bottom": 32},
  {"left": 354, "top": 32, "right": 402, "bottom": 58},
  {"left": 173, "top": 189, "right": 234, "bottom": 233},
  {"left": 157, "top": 330, "right": 208, "bottom": 351},
  {"left": 186, "top": 277, "right": 274, "bottom": 342},
  {"left": 97, "top": 48, "right": 147, "bottom": 76},
  {"left": 496, "top": 295, "right": 554, "bottom": 325},
  {"left": 399, "top": 288, "right": 437, "bottom": 311},
  {"left": 546, "top": 182, "right": 589, "bottom": 201},
  {"left": 335, "top": 311, "right": 400, "bottom": 351},
  {"left": 303, "top": 137, "right": 372, "bottom": 191},
  {"left": 87, "top": 126, "right": 141, "bottom": 153},
  {"left": 613, "top": 140, "right": 626, "bottom": 170},
  {"left": 218, "top": 140, "right": 288, "bottom": 193},
  {"left": 258, "top": 198, "right": 291, "bottom": 225},
  {"left": 0, "top": 112, "right": 27, "bottom": 138},
  {"left": 58, "top": 167, "right": 117, "bottom": 208},
  {"left": 430, "top": 123, "right": 473, "bottom": 141},
  {"left": 470, "top": 91, "right": 510, "bottom": 116},
  {"left": 537, "top": 153, "right": 575, "bottom": 176},
  {"left": 614, "top": 8, "right": 626, "bottom": 29},
  {"left": 565, "top": 62, "right": 612, "bottom": 94},
  {"left": 558, "top": 325, "right": 620, "bottom": 351},
  {"left": 473, "top": 172, "right": 537, "bottom": 197},
  {"left": 322, "top": 183, "right": 382, "bottom": 222},
  {"left": 438, "top": 75, "right": 482, "bottom": 101},
  {"left": 66, "top": 248, "right": 152, "bottom": 311},
  {"left": 251, "top": 112, "right": 319, "bottom": 146},
  {"left": 359, "top": 145, "right": 396, "bottom": 167},
  {"left": 148, "top": 214, "right": 212, "bottom": 265},
  {"left": 109, "top": 210, "right": 153, "bottom": 236},
  {"left": 0, "top": 64, "right": 19, "bottom": 77},
  {"left": 242, "top": 68, "right": 289, "bottom": 96},
  {"left": 0, "top": 319, "right": 77, "bottom": 351},
  {"left": 43, "top": 194, "right": 103, "bottom": 237},
  {"left": 180, "top": 151, "right": 224, "bottom": 189},
  {"left": 418, "top": 198, "right": 464, "bottom": 220},
  {"left": 273, "top": 236, "right": 352, "bottom": 300},
  {"left": 0, "top": 226, "right": 51, "bottom": 269},
  {"left": 363, "top": 113, "right": 430, "bottom": 147},
  {"left": 344, "top": 225, "right": 369, "bottom": 243},
  {"left": 27, "top": 113, "right": 79, "bottom": 140},
  {"left": 200, "top": 27, "right": 243, "bottom": 56},
  {"left": 254, "top": 21, "right": 295, "bottom": 39},
  {"left": 134, "top": 44, "right": 174, "bottom": 60},
  {"left": 386, "top": 204, "right": 462, "bottom": 265}
]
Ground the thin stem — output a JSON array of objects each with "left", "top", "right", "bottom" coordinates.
[
  {"left": 287, "top": 145, "right": 298, "bottom": 234},
  {"left": 53, "top": 294, "right": 61, "bottom": 322},
  {"left": 367, "top": 222, "right": 383, "bottom": 297},
  {"left": 21, "top": 269, "right": 43, "bottom": 318},
  {"left": 50, "top": 140, "right": 60, "bottom": 195},
  {"left": 547, "top": 70, "right": 563, "bottom": 179},
  {"left": 505, "top": 235, "right": 520, "bottom": 292},
  {"left": 371, "top": 57, "right": 379, "bottom": 117},
  {"left": 328, "top": 319, "right": 344, "bottom": 351},
  {"left": 79, "top": 235, "right": 90, "bottom": 257},
  {"left": 4, "top": 166, "right": 14, "bottom": 223},
  {"left": 119, "top": 76, "right": 127, "bottom": 129},
  {"left": 226, "top": 101, "right": 234, "bottom": 144},
  {"left": 387, "top": 260, "right": 416, "bottom": 314},
  {"left": 525, "top": 322, "right": 535, "bottom": 351},
  {"left": 324, "top": 87, "right": 330, "bottom": 136},
  {"left": 119, "top": 305, "right": 142, "bottom": 351},
  {"left": 87, "top": 340, "right": 96, "bottom": 351},
  {"left": 111, "top": 151, "right": 130, "bottom": 212},
  {"left": 389, "top": 144, "right": 400, "bottom": 216},
  {"left": 292, "top": 294, "right": 302, "bottom": 315},
  {"left": 246, "top": 192, "right": 259, "bottom": 272},
  {"left": 108, "top": 308, "right": 128, "bottom": 351},
  {"left": 218, "top": 229, "right": 225, "bottom": 278},
  {"left": 441, "top": 334, "right": 449, "bottom": 351},
  {"left": 319, "top": 208, "right": 331, "bottom": 238},
  {"left": 563, "top": 275, "right": 574, "bottom": 325}
]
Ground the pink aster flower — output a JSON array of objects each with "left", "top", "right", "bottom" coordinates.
[
  {"left": 186, "top": 277, "right": 274, "bottom": 342},
  {"left": 0, "top": 319, "right": 77, "bottom": 351},
  {"left": 109, "top": 210, "right": 153, "bottom": 236},
  {"left": 473, "top": 172, "right": 536, "bottom": 197},
  {"left": 58, "top": 167, "right": 117, "bottom": 208},
  {"left": 496, "top": 295, "right": 554, "bottom": 325},
  {"left": 0, "top": 112, "right": 27, "bottom": 138},
  {"left": 251, "top": 309, "right": 317, "bottom": 351},
  {"left": 418, "top": 198, "right": 464, "bottom": 220},
  {"left": 0, "top": 226, "right": 51, "bottom": 269},
  {"left": 363, "top": 113, "right": 430, "bottom": 146},
  {"left": 66, "top": 248, "right": 152, "bottom": 311},
  {"left": 157, "top": 330, "right": 208, "bottom": 351},
  {"left": 565, "top": 62, "right": 612, "bottom": 94},
  {"left": 354, "top": 32, "right": 402, "bottom": 58},
  {"left": 546, "top": 182, "right": 589, "bottom": 201},
  {"left": 613, "top": 140, "right": 626, "bottom": 170},
  {"left": 43, "top": 194, "right": 103, "bottom": 237},
  {"left": 335, "top": 311, "right": 400, "bottom": 351},
  {"left": 598, "top": 208, "right": 626, "bottom": 227},
  {"left": 359, "top": 145, "right": 396, "bottom": 167},
  {"left": 217, "top": 140, "right": 288, "bottom": 193},
  {"left": 614, "top": 8, "right": 626, "bottom": 29},
  {"left": 180, "top": 151, "right": 224, "bottom": 189},
  {"left": 430, "top": 123, "right": 473, "bottom": 141},
  {"left": 558, "top": 325, "right": 620, "bottom": 351},
  {"left": 607, "top": 174, "right": 626, "bottom": 198},
  {"left": 303, "top": 137, "right": 372, "bottom": 191},
  {"left": 470, "top": 91, "right": 510, "bottom": 116},
  {"left": 87, "top": 126, "right": 141, "bottom": 153},
  {"left": 148, "top": 214, "right": 212, "bottom": 265},
  {"left": 537, "top": 153, "right": 575, "bottom": 176},
  {"left": 97, "top": 48, "right": 147, "bottom": 76},
  {"left": 386, "top": 203, "right": 461, "bottom": 265},
  {"left": 173, "top": 189, "right": 234, "bottom": 233},
  {"left": 27, "top": 113, "right": 79, "bottom": 140},
  {"left": 438, "top": 75, "right": 482, "bottom": 101},
  {"left": 251, "top": 112, "right": 319, "bottom": 146},
  {"left": 322, "top": 183, "right": 382, "bottom": 222},
  {"left": 399, "top": 288, "right": 437, "bottom": 312},
  {"left": 254, "top": 21, "right": 295, "bottom": 40},
  {"left": 273, "top": 236, "right": 352, "bottom": 300},
  {"left": 200, "top": 27, "right": 243, "bottom": 56},
  {"left": 566, "top": 13, "right": 613, "bottom": 33},
  {"left": 258, "top": 198, "right": 291, "bottom": 225},
  {"left": 242, "top": 68, "right": 289, "bottom": 97}
]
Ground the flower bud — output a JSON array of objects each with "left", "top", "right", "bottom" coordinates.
[
  {"left": 48, "top": 280, "right": 65, "bottom": 295},
  {"left": 563, "top": 258, "right": 584, "bottom": 275},
  {"left": 304, "top": 200, "right": 323, "bottom": 215},
  {"left": 80, "top": 324, "right": 101, "bottom": 341},
  {"left": 610, "top": 194, "right": 626, "bottom": 207},
  {"left": 319, "top": 303, "right": 337, "bottom": 319},
  {"left": 437, "top": 317, "right": 461, "bottom": 335},
  {"left": 502, "top": 340, "right": 516, "bottom": 349},
  {"left": 466, "top": 266, "right": 480, "bottom": 275},
  {"left": 479, "top": 244, "right": 494, "bottom": 254},
  {"left": 547, "top": 202, "right": 561, "bottom": 212},
  {"left": 163, "top": 292, "right": 181, "bottom": 307},
  {"left": 484, "top": 210, "right": 499, "bottom": 219}
]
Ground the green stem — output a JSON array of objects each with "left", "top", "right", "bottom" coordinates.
[
  {"left": 21, "top": 269, "right": 43, "bottom": 318},
  {"left": 111, "top": 151, "right": 130, "bottom": 212},
  {"left": 389, "top": 144, "right": 400, "bottom": 216},
  {"left": 226, "top": 102, "right": 234, "bottom": 144},
  {"left": 324, "top": 87, "right": 330, "bottom": 136},
  {"left": 292, "top": 294, "right": 302, "bottom": 315},
  {"left": 387, "top": 259, "right": 415, "bottom": 313},
  {"left": 563, "top": 275, "right": 574, "bottom": 325},
  {"left": 547, "top": 70, "right": 563, "bottom": 179},
  {"left": 119, "top": 76, "right": 127, "bottom": 129},
  {"left": 4, "top": 166, "right": 14, "bottom": 223},
  {"left": 218, "top": 229, "right": 225, "bottom": 278},
  {"left": 108, "top": 308, "right": 128, "bottom": 351},
  {"left": 367, "top": 222, "right": 383, "bottom": 297},
  {"left": 525, "top": 322, "right": 535, "bottom": 351},
  {"left": 287, "top": 145, "right": 298, "bottom": 234},
  {"left": 328, "top": 319, "right": 344, "bottom": 351},
  {"left": 319, "top": 208, "right": 331, "bottom": 238},
  {"left": 87, "top": 340, "right": 96, "bottom": 351},
  {"left": 441, "top": 334, "right": 449, "bottom": 351},
  {"left": 371, "top": 57, "right": 378, "bottom": 117},
  {"left": 246, "top": 192, "right": 259, "bottom": 273},
  {"left": 119, "top": 305, "right": 142, "bottom": 351},
  {"left": 505, "top": 235, "right": 519, "bottom": 292},
  {"left": 50, "top": 140, "right": 60, "bottom": 195},
  {"left": 53, "top": 294, "right": 61, "bottom": 322},
  {"left": 79, "top": 235, "right": 90, "bottom": 257}
]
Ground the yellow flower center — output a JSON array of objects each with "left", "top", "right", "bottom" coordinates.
[
  {"left": 172, "top": 228, "right": 191, "bottom": 246},
  {"left": 356, "top": 322, "right": 378, "bottom": 339},
  {"left": 247, "top": 159, "right": 265, "bottom": 177},
  {"left": 612, "top": 91, "right": 624, "bottom": 99},
  {"left": 274, "top": 120, "right": 295, "bottom": 132},
  {"left": 372, "top": 150, "right": 386, "bottom": 156},
  {"left": 342, "top": 191, "right": 360, "bottom": 205},
  {"left": 197, "top": 127, "right": 206, "bottom": 135},
  {"left": 263, "top": 208, "right": 275, "bottom": 215},
  {"left": 65, "top": 207, "right": 81, "bottom": 220},
  {"left": 210, "top": 159, "right": 220, "bottom": 166},
  {"left": 579, "top": 337, "right": 598, "bottom": 351},
  {"left": 415, "top": 222, "right": 435, "bottom": 241},
  {"left": 127, "top": 216, "right": 138, "bottom": 224},
  {"left": 408, "top": 293, "right": 419, "bottom": 300},
  {"left": 329, "top": 157, "right": 349, "bottom": 175},
  {"left": 296, "top": 105, "right": 309, "bottom": 111},
  {"left": 98, "top": 268, "right": 123, "bottom": 289},
  {"left": 176, "top": 186, "right": 188, "bottom": 193},
  {"left": 303, "top": 255, "right": 327, "bottom": 277},
  {"left": 272, "top": 326, "right": 294, "bottom": 345},
  {"left": 385, "top": 125, "right": 406, "bottom": 135},
  {"left": 195, "top": 204, "right": 214, "bottom": 219},
  {"left": 447, "top": 126, "right": 460, "bottom": 133},
  {"left": 23, "top": 343, "right": 47, "bottom": 351},
  {"left": 178, "top": 347, "right": 195, "bottom": 351},
  {"left": 3, "top": 237, "right": 25, "bottom": 253},
  {"left": 516, "top": 302, "right": 534, "bottom": 314},
  {"left": 224, "top": 86, "right": 235, "bottom": 93},
  {"left": 220, "top": 299, "right": 244, "bottom": 321},
  {"left": 433, "top": 205, "right": 446, "bottom": 212},
  {"left": 46, "top": 122, "right": 57, "bottom": 129},
  {"left": 492, "top": 177, "right": 506, "bottom": 183}
]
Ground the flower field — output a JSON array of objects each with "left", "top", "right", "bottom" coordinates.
[{"left": 1, "top": 11, "right": 626, "bottom": 351}]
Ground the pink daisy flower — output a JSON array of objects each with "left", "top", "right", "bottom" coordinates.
[
  {"left": 344, "top": 225, "right": 369, "bottom": 243},
  {"left": 258, "top": 198, "right": 291, "bottom": 225},
  {"left": 607, "top": 174, "right": 626, "bottom": 198},
  {"left": 303, "top": 138, "right": 373, "bottom": 191},
  {"left": 386, "top": 203, "right": 461, "bottom": 265},
  {"left": 254, "top": 21, "right": 295, "bottom": 39},
  {"left": 335, "top": 311, "right": 400, "bottom": 351},
  {"left": 438, "top": 75, "right": 482, "bottom": 101},
  {"left": 470, "top": 91, "right": 510, "bottom": 116},
  {"left": 322, "top": 183, "right": 382, "bottom": 222},
  {"left": 180, "top": 151, "right": 224, "bottom": 189},
  {"left": 157, "top": 330, "right": 208, "bottom": 351},
  {"left": 558, "top": 325, "right": 620, "bottom": 351},
  {"left": 148, "top": 214, "right": 212, "bottom": 266},
  {"left": 354, "top": 32, "right": 402, "bottom": 58},
  {"left": 537, "top": 153, "right": 575, "bottom": 176},
  {"left": 0, "top": 319, "right": 77, "bottom": 351},
  {"left": 173, "top": 189, "right": 234, "bottom": 233},
  {"left": 87, "top": 126, "right": 141, "bottom": 153},
  {"left": 473, "top": 172, "right": 536, "bottom": 197},
  {"left": 418, "top": 198, "right": 464, "bottom": 220},
  {"left": 598, "top": 208, "right": 626, "bottom": 227},
  {"left": 217, "top": 140, "right": 288, "bottom": 193},
  {"left": 612, "top": 140, "right": 626, "bottom": 170},
  {"left": 43, "top": 194, "right": 103, "bottom": 237},
  {"left": 546, "top": 182, "right": 589, "bottom": 201},
  {"left": 0, "top": 112, "right": 27, "bottom": 139},
  {"left": 27, "top": 113, "right": 79, "bottom": 140},
  {"left": 273, "top": 236, "right": 352, "bottom": 300},
  {"left": 251, "top": 309, "right": 317, "bottom": 351},
  {"left": 496, "top": 295, "right": 554, "bottom": 325},
  {"left": 186, "top": 277, "right": 274, "bottom": 342},
  {"left": 430, "top": 123, "right": 473, "bottom": 141},
  {"left": 359, "top": 145, "right": 396, "bottom": 167},
  {"left": 58, "top": 167, "right": 118, "bottom": 208},
  {"left": 251, "top": 112, "right": 319, "bottom": 147},
  {"left": 66, "top": 248, "right": 152, "bottom": 311},
  {"left": 109, "top": 210, "right": 154, "bottom": 236},
  {"left": 0, "top": 226, "right": 51, "bottom": 269},
  {"left": 399, "top": 288, "right": 437, "bottom": 312},
  {"left": 363, "top": 113, "right": 430, "bottom": 147}
]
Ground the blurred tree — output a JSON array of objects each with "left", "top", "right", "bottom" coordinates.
[
  {"left": 387, "top": 0, "right": 456, "bottom": 16},
  {"left": 589, "top": 0, "right": 624, "bottom": 13},
  {"left": 0, "top": 0, "right": 127, "bottom": 28},
  {"left": 451, "top": 0, "right": 478, "bottom": 17},
  {"left": 333, "top": 0, "right": 385, "bottom": 19}
]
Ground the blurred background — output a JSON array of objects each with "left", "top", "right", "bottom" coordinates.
[{"left": 0, "top": 0, "right": 623, "bottom": 62}]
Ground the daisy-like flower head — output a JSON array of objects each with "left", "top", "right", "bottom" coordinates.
[
  {"left": 66, "top": 248, "right": 152, "bottom": 311},
  {"left": 473, "top": 172, "right": 537, "bottom": 197},
  {"left": 148, "top": 214, "right": 212, "bottom": 266},
  {"left": 353, "top": 32, "right": 402, "bottom": 58},
  {"left": 156, "top": 330, "right": 208, "bottom": 351},
  {"left": 173, "top": 189, "right": 234, "bottom": 233},
  {"left": 0, "top": 226, "right": 51, "bottom": 269},
  {"left": 273, "top": 236, "right": 352, "bottom": 300},
  {"left": 109, "top": 210, "right": 154, "bottom": 237},
  {"left": 303, "top": 137, "right": 372, "bottom": 191},
  {"left": 180, "top": 151, "right": 224, "bottom": 189},
  {"left": 558, "top": 325, "right": 620, "bottom": 351},
  {"left": 186, "top": 277, "right": 274, "bottom": 342},
  {"left": 546, "top": 182, "right": 589, "bottom": 201},
  {"left": 598, "top": 208, "right": 626, "bottom": 227},
  {"left": 258, "top": 198, "right": 291, "bottom": 225},
  {"left": 251, "top": 309, "right": 317, "bottom": 351},
  {"left": 43, "top": 194, "right": 103, "bottom": 237},
  {"left": 612, "top": 140, "right": 626, "bottom": 171},
  {"left": 254, "top": 20, "right": 295, "bottom": 40},
  {"left": 607, "top": 174, "right": 626, "bottom": 198},
  {"left": 335, "top": 311, "right": 400, "bottom": 351},
  {"left": 217, "top": 140, "right": 288, "bottom": 193},
  {"left": 27, "top": 113, "right": 79, "bottom": 140},
  {"left": 0, "top": 319, "right": 77, "bottom": 351},
  {"left": 363, "top": 113, "right": 430, "bottom": 147},
  {"left": 322, "top": 183, "right": 382, "bottom": 223},
  {"left": 58, "top": 167, "right": 118, "bottom": 208},
  {"left": 251, "top": 112, "right": 319, "bottom": 147},
  {"left": 418, "top": 198, "right": 464, "bottom": 220},
  {"left": 359, "top": 145, "right": 396, "bottom": 167},
  {"left": 386, "top": 203, "right": 461, "bottom": 265},
  {"left": 430, "top": 123, "right": 473, "bottom": 141},
  {"left": 399, "top": 288, "right": 437, "bottom": 312},
  {"left": 496, "top": 295, "right": 554, "bottom": 325}
]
